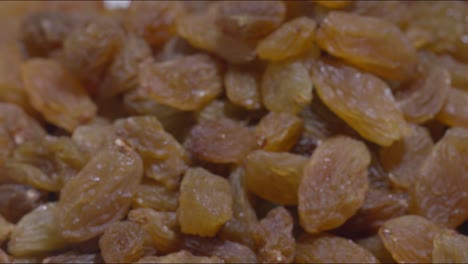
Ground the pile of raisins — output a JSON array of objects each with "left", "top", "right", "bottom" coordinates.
[{"left": 0, "top": 1, "right": 467, "bottom": 263}]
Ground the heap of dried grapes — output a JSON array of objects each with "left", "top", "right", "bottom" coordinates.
[{"left": 0, "top": 1, "right": 467, "bottom": 263}]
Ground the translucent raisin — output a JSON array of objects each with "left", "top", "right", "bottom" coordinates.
[
  {"left": 316, "top": 11, "right": 416, "bottom": 81},
  {"left": 114, "top": 116, "right": 189, "bottom": 190},
  {"left": 0, "top": 215, "right": 14, "bottom": 245},
  {"left": 436, "top": 88, "right": 468, "bottom": 128},
  {"left": 42, "top": 252, "right": 103, "bottom": 264},
  {"left": 21, "top": 58, "right": 97, "bottom": 132},
  {"left": 295, "top": 234, "right": 379, "bottom": 263},
  {"left": 419, "top": 51, "right": 468, "bottom": 92},
  {"left": 379, "top": 125, "right": 433, "bottom": 189},
  {"left": 356, "top": 235, "right": 395, "bottom": 264},
  {"left": 63, "top": 17, "right": 125, "bottom": 94},
  {"left": 432, "top": 229, "right": 468, "bottom": 263},
  {"left": 178, "top": 167, "right": 233, "bottom": 237},
  {"left": 0, "top": 184, "right": 44, "bottom": 223},
  {"left": 8, "top": 203, "right": 69, "bottom": 257},
  {"left": 128, "top": 208, "right": 180, "bottom": 254},
  {"left": 57, "top": 142, "right": 143, "bottom": 242},
  {"left": 379, "top": 215, "right": 442, "bottom": 263},
  {"left": 254, "top": 207, "right": 295, "bottom": 263},
  {"left": 244, "top": 150, "right": 307, "bottom": 205},
  {"left": 409, "top": 127, "right": 468, "bottom": 228},
  {"left": 135, "top": 250, "right": 222, "bottom": 264},
  {"left": 255, "top": 112, "right": 303, "bottom": 152},
  {"left": 298, "top": 136, "right": 370, "bottom": 233},
  {"left": 131, "top": 183, "right": 178, "bottom": 212},
  {"left": 186, "top": 118, "right": 256, "bottom": 164},
  {"left": 99, "top": 221, "right": 146, "bottom": 264},
  {"left": 98, "top": 35, "right": 152, "bottom": 98},
  {"left": 123, "top": 1, "right": 184, "bottom": 48},
  {"left": 311, "top": 59, "right": 410, "bottom": 146},
  {"left": 261, "top": 58, "right": 312, "bottom": 114},
  {"left": 219, "top": 168, "right": 259, "bottom": 250},
  {"left": 257, "top": 17, "right": 316, "bottom": 61},
  {"left": 224, "top": 65, "right": 262, "bottom": 110},
  {"left": 139, "top": 54, "right": 223, "bottom": 111},
  {"left": 20, "top": 11, "right": 75, "bottom": 57},
  {"left": 72, "top": 122, "right": 116, "bottom": 155}
]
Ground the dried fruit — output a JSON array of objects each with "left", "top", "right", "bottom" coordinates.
[
  {"left": 379, "top": 215, "right": 442, "bottom": 263},
  {"left": 21, "top": 58, "right": 97, "bottom": 132},
  {"left": 99, "top": 221, "right": 146, "bottom": 264},
  {"left": 0, "top": 102, "right": 45, "bottom": 146},
  {"left": 316, "top": 11, "right": 416, "bottom": 81},
  {"left": 224, "top": 65, "right": 262, "bottom": 110},
  {"left": 315, "top": 0, "right": 352, "bottom": 9},
  {"left": 244, "top": 150, "right": 307, "bottom": 205},
  {"left": 140, "top": 54, "right": 223, "bottom": 111},
  {"left": 0, "top": 215, "right": 14, "bottom": 245},
  {"left": 257, "top": 17, "right": 316, "bottom": 61},
  {"left": 98, "top": 35, "right": 152, "bottom": 98},
  {"left": 432, "top": 229, "right": 468, "bottom": 263},
  {"left": 261, "top": 59, "right": 312, "bottom": 114},
  {"left": 311, "top": 59, "right": 410, "bottom": 146},
  {"left": 135, "top": 250, "right": 222, "bottom": 264},
  {"left": 409, "top": 127, "right": 468, "bottom": 228},
  {"left": 436, "top": 87, "right": 468, "bottom": 128},
  {"left": 123, "top": 1, "right": 184, "bottom": 48},
  {"left": 298, "top": 136, "right": 370, "bottom": 233},
  {"left": 0, "top": 184, "right": 44, "bottom": 223},
  {"left": 8, "top": 203, "right": 69, "bottom": 257},
  {"left": 356, "top": 235, "right": 395, "bottom": 264},
  {"left": 255, "top": 112, "right": 303, "bottom": 152},
  {"left": 419, "top": 51, "right": 468, "bottom": 92},
  {"left": 178, "top": 167, "right": 233, "bottom": 237},
  {"left": 57, "top": 142, "right": 143, "bottom": 242},
  {"left": 114, "top": 116, "right": 189, "bottom": 190},
  {"left": 131, "top": 183, "right": 178, "bottom": 212},
  {"left": 295, "top": 234, "right": 379, "bottom": 263},
  {"left": 379, "top": 125, "right": 433, "bottom": 189},
  {"left": 42, "top": 252, "right": 103, "bottom": 264},
  {"left": 72, "top": 122, "right": 115, "bottom": 155},
  {"left": 187, "top": 118, "right": 256, "bottom": 164}
]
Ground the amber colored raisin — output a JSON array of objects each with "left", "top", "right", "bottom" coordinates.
[
  {"left": 72, "top": 122, "right": 115, "bottom": 155},
  {"left": 261, "top": 59, "right": 312, "bottom": 114},
  {"left": 0, "top": 215, "right": 14, "bottom": 245},
  {"left": 244, "top": 150, "right": 307, "bottom": 205},
  {"left": 298, "top": 136, "right": 370, "bottom": 234},
  {"left": 131, "top": 183, "right": 178, "bottom": 212},
  {"left": 409, "top": 127, "right": 468, "bottom": 228},
  {"left": 351, "top": 1, "right": 411, "bottom": 28},
  {"left": 216, "top": 1, "right": 286, "bottom": 40},
  {"left": 254, "top": 207, "right": 295, "bottom": 263},
  {"left": 432, "top": 229, "right": 468, "bottom": 263},
  {"left": 98, "top": 35, "right": 152, "bottom": 98},
  {"left": 128, "top": 208, "right": 180, "bottom": 254},
  {"left": 99, "top": 221, "right": 146, "bottom": 264},
  {"left": 219, "top": 168, "right": 259, "bottom": 250},
  {"left": 178, "top": 167, "right": 233, "bottom": 237},
  {"left": 257, "top": 17, "right": 316, "bottom": 61},
  {"left": 436, "top": 88, "right": 468, "bottom": 128},
  {"left": 8, "top": 203, "right": 69, "bottom": 257},
  {"left": 123, "top": 1, "right": 184, "bottom": 48},
  {"left": 154, "top": 36, "right": 197, "bottom": 63},
  {"left": 140, "top": 54, "right": 223, "bottom": 111},
  {"left": 63, "top": 17, "right": 125, "bottom": 94},
  {"left": 57, "top": 142, "right": 143, "bottom": 242},
  {"left": 11, "top": 136, "right": 89, "bottom": 192},
  {"left": 20, "top": 11, "right": 75, "bottom": 57},
  {"left": 42, "top": 252, "right": 103, "bottom": 264},
  {"left": 114, "top": 116, "right": 189, "bottom": 190},
  {"left": 315, "top": 0, "right": 352, "bottom": 9},
  {"left": 255, "top": 112, "right": 303, "bottom": 152},
  {"left": 0, "top": 184, "right": 44, "bottom": 223},
  {"left": 335, "top": 188, "right": 408, "bottom": 238},
  {"left": 311, "top": 59, "right": 410, "bottom": 146},
  {"left": 295, "top": 234, "right": 379, "bottom": 263},
  {"left": 419, "top": 52, "right": 468, "bottom": 92},
  {"left": 0, "top": 102, "right": 45, "bottom": 146},
  {"left": 316, "top": 11, "right": 416, "bottom": 81},
  {"left": 187, "top": 118, "right": 256, "bottom": 164},
  {"left": 224, "top": 65, "right": 262, "bottom": 110},
  {"left": 21, "top": 58, "right": 97, "bottom": 132},
  {"left": 379, "top": 125, "right": 433, "bottom": 189},
  {"left": 135, "top": 250, "right": 222, "bottom": 264},
  {"left": 396, "top": 65, "right": 450, "bottom": 124},
  {"left": 379, "top": 215, "right": 442, "bottom": 263},
  {"left": 356, "top": 235, "right": 395, "bottom": 264}
]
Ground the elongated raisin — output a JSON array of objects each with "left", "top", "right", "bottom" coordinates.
[
  {"left": 0, "top": 102, "right": 45, "bottom": 146},
  {"left": 255, "top": 112, "right": 303, "bottom": 152},
  {"left": 57, "top": 141, "right": 143, "bottom": 242},
  {"left": 298, "top": 136, "right": 370, "bottom": 233},
  {"left": 436, "top": 88, "right": 468, "bottom": 128},
  {"left": 432, "top": 229, "right": 468, "bottom": 263},
  {"left": 178, "top": 167, "right": 233, "bottom": 237},
  {"left": 356, "top": 235, "right": 395, "bottom": 263},
  {"left": 0, "top": 184, "right": 44, "bottom": 223},
  {"left": 72, "top": 122, "right": 115, "bottom": 155},
  {"left": 131, "top": 183, "right": 178, "bottom": 212},
  {"left": 224, "top": 65, "right": 262, "bottom": 110},
  {"left": 316, "top": 11, "right": 416, "bottom": 81},
  {"left": 21, "top": 58, "right": 97, "bottom": 132}
]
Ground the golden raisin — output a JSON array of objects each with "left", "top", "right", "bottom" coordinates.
[{"left": 255, "top": 112, "right": 304, "bottom": 152}]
